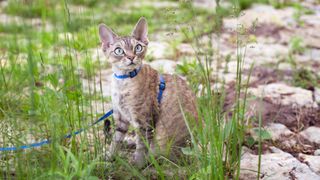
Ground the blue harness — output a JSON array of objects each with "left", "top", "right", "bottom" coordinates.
[{"left": 0, "top": 66, "right": 165, "bottom": 151}]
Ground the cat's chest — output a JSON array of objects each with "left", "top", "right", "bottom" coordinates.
[{"left": 111, "top": 79, "right": 142, "bottom": 109}]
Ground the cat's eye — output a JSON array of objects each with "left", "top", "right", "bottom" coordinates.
[
  {"left": 135, "top": 44, "right": 143, "bottom": 53},
  {"left": 114, "top": 47, "right": 124, "bottom": 56}
]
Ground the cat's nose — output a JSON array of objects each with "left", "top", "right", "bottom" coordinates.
[{"left": 127, "top": 56, "right": 135, "bottom": 61}]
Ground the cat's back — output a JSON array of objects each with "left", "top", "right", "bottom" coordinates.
[{"left": 155, "top": 72, "right": 198, "bottom": 150}]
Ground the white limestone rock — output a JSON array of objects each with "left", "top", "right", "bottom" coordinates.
[
  {"left": 248, "top": 83, "right": 317, "bottom": 108},
  {"left": 147, "top": 59, "right": 177, "bottom": 74},
  {"left": 300, "top": 127, "right": 320, "bottom": 145},
  {"left": 265, "top": 123, "right": 294, "bottom": 141},
  {"left": 240, "top": 147, "right": 320, "bottom": 180},
  {"left": 299, "top": 153, "right": 320, "bottom": 175}
]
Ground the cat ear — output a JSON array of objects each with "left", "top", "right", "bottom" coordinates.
[
  {"left": 132, "top": 17, "right": 148, "bottom": 44},
  {"left": 99, "top": 24, "right": 117, "bottom": 50}
]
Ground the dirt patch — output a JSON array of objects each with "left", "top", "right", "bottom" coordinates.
[
  {"left": 243, "top": 66, "right": 293, "bottom": 87},
  {"left": 248, "top": 100, "right": 320, "bottom": 132},
  {"left": 226, "top": 83, "right": 320, "bottom": 132},
  {"left": 249, "top": 23, "right": 285, "bottom": 40}
]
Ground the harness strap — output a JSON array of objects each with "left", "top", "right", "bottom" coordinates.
[{"left": 157, "top": 75, "right": 166, "bottom": 104}]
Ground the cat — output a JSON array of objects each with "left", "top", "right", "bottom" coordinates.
[{"left": 98, "top": 17, "right": 198, "bottom": 168}]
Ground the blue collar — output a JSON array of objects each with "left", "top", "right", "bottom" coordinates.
[{"left": 113, "top": 66, "right": 142, "bottom": 79}]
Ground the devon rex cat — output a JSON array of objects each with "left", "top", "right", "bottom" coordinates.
[{"left": 99, "top": 17, "right": 198, "bottom": 167}]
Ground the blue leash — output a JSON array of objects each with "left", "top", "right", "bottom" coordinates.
[
  {"left": 0, "top": 109, "right": 113, "bottom": 152},
  {"left": 1, "top": 67, "right": 166, "bottom": 152}
]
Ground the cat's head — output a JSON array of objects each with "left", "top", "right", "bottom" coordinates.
[{"left": 98, "top": 17, "right": 148, "bottom": 72}]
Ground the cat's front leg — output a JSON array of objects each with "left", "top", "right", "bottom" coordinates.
[
  {"left": 132, "top": 122, "right": 154, "bottom": 168},
  {"left": 106, "top": 111, "right": 128, "bottom": 160}
]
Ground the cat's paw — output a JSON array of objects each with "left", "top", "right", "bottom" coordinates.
[{"left": 132, "top": 151, "right": 146, "bottom": 168}]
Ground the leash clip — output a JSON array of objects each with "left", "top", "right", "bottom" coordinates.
[{"left": 129, "top": 69, "right": 137, "bottom": 78}]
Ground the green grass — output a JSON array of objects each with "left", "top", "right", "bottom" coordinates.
[
  {"left": 0, "top": 0, "right": 264, "bottom": 179},
  {"left": 235, "top": 0, "right": 299, "bottom": 10},
  {"left": 292, "top": 68, "right": 320, "bottom": 89}
]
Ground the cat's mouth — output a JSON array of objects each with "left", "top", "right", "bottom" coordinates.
[{"left": 128, "top": 62, "right": 135, "bottom": 66}]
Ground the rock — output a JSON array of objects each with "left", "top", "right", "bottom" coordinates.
[
  {"left": 0, "top": 0, "right": 8, "bottom": 8},
  {"left": 315, "top": 149, "right": 320, "bottom": 156},
  {"left": 265, "top": 123, "right": 294, "bottom": 141},
  {"left": 193, "top": 0, "right": 231, "bottom": 12},
  {"left": 248, "top": 83, "right": 317, "bottom": 108},
  {"left": 147, "top": 42, "right": 174, "bottom": 60},
  {"left": 224, "top": 60, "right": 252, "bottom": 74},
  {"left": 248, "top": 124, "right": 298, "bottom": 150},
  {"left": 242, "top": 146, "right": 254, "bottom": 154},
  {"left": 211, "top": 83, "right": 223, "bottom": 91},
  {"left": 280, "top": 27, "right": 320, "bottom": 49},
  {"left": 193, "top": 0, "right": 216, "bottom": 10},
  {"left": 278, "top": 63, "right": 292, "bottom": 71},
  {"left": 255, "top": 34, "right": 279, "bottom": 44},
  {"left": 296, "top": 28, "right": 320, "bottom": 49},
  {"left": 244, "top": 43, "right": 289, "bottom": 65},
  {"left": 301, "top": 14, "right": 320, "bottom": 27},
  {"left": 147, "top": 59, "right": 177, "bottom": 74},
  {"left": 302, "top": 0, "right": 320, "bottom": 5},
  {"left": 197, "top": 83, "right": 225, "bottom": 96},
  {"left": 294, "top": 49, "right": 320, "bottom": 64},
  {"left": 176, "top": 43, "right": 195, "bottom": 56},
  {"left": 213, "top": 69, "right": 258, "bottom": 85},
  {"left": 223, "top": 5, "right": 295, "bottom": 30},
  {"left": 263, "top": 123, "right": 298, "bottom": 149},
  {"left": 299, "top": 153, "right": 320, "bottom": 175},
  {"left": 240, "top": 147, "right": 320, "bottom": 180},
  {"left": 217, "top": 72, "right": 237, "bottom": 84},
  {"left": 314, "top": 88, "right": 320, "bottom": 104},
  {"left": 300, "top": 127, "right": 320, "bottom": 145},
  {"left": 308, "top": 49, "right": 320, "bottom": 62}
]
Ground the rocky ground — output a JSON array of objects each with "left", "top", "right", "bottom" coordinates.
[
  {"left": 215, "top": 2, "right": 320, "bottom": 179},
  {"left": 1, "top": 0, "right": 320, "bottom": 179},
  {"left": 203, "top": 1, "right": 320, "bottom": 179}
]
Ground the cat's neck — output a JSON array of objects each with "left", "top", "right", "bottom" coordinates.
[{"left": 112, "top": 64, "right": 143, "bottom": 77}]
